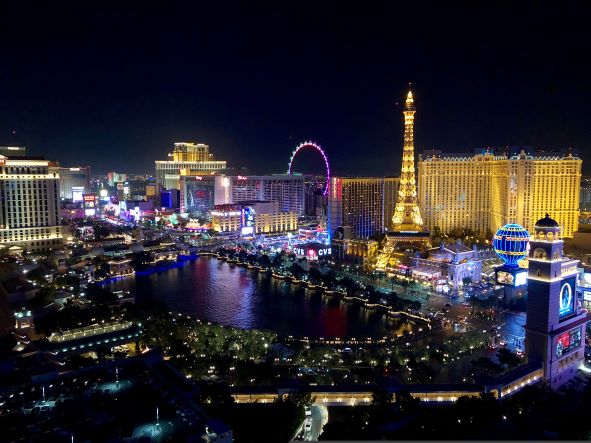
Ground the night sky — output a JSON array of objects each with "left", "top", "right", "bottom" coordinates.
[{"left": 1, "top": 2, "right": 590, "bottom": 176}]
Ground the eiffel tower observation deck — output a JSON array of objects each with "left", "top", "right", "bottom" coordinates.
[{"left": 376, "top": 88, "right": 430, "bottom": 270}]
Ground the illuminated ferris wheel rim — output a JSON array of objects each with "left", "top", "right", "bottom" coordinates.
[{"left": 287, "top": 141, "right": 330, "bottom": 196}]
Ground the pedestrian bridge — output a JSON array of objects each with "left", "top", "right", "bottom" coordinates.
[
  {"left": 231, "top": 364, "right": 544, "bottom": 406},
  {"left": 233, "top": 385, "right": 484, "bottom": 407}
]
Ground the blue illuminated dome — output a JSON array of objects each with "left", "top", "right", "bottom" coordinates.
[{"left": 493, "top": 224, "right": 530, "bottom": 267}]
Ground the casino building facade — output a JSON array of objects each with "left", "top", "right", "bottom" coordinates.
[{"left": 418, "top": 148, "right": 581, "bottom": 238}]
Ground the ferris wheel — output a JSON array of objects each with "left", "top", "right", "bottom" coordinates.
[{"left": 286, "top": 141, "right": 330, "bottom": 196}]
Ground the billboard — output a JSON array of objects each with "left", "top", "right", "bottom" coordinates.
[
  {"left": 184, "top": 178, "right": 215, "bottom": 218},
  {"left": 241, "top": 226, "right": 254, "bottom": 236},
  {"left": 554, "top": 326, "right": 582, "bottom": 359},
  {"left": 83, "top": 194, "right": 96, "bottom": 208},
  {"left": 497, "top": 271, "right": 514, "bottom": 285},
  {"left": 242, "top": 206, "right": 255, "bottom": 228},
  {"left": 72, "top": 186, "right": 84, "bottom": 202},
  {"left": 496, "top": 269, "right": 527, "bottom": 287},
  {"left": 83, "top": 194, "right": 96, "bottom": 216},
  {"left": 559, "top": 277, "right": 576, "bottom": 319},
  {"left": 99, "top": 189, "right": 110, "bottom": 202},
  {"left": 514, "top": 271, "right": 527, "bottom": 286}
]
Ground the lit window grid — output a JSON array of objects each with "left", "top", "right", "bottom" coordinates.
[
  {"left": 328, "top": 177, "right": 400, "bottom": 239},
  {"left": 0, "top": 160, "right": 64, "bottom": 252},
  {"left": 418, "top": 153, "right": 581, "bottom": 238}
]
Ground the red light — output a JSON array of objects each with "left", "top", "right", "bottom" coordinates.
[{"left": 308, "top": 250, "right": 315, "bottom": 256}]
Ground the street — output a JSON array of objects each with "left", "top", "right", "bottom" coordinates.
[
  {"left": 499, "top": 311, "right": 526, "bottom": 351},
  {"left": 294, "top": 405, "right": 328, "bottom": 441}
]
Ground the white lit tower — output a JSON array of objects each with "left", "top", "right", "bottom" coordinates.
[{"left": 525, "top": 214, "right": 589, "bottom": 389}]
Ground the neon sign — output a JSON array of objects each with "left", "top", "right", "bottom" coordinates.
[{"left": 294, "top": 247, "right": 331, "bottom": 257}]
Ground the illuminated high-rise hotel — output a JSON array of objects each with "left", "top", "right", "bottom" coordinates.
[
  {"left": 327, "top": 176, "right": 399, "bottom": 239},
  {"left": 0, "top": 155, "right": 63, "bottom": 252},
  {"left": 155, "top": 142, "right": 227, "bottom": 189},
  {"left": 230, "top": 175, "right": 305, "bottom": 216},
  {"left": 418, "top": 148, "right": 582, "bottom": 238},
  {"left": 48, "top": 164, "right": 91, "bottom": 201}
]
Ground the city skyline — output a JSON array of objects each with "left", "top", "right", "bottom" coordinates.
[
  {"left": 2, "top": 4, "right": 591, "bottom": 440},
  {"left": 1, "top": 3, "right": 590, "bottom": 176}
]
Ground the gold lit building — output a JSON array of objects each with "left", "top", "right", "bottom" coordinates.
[
  {"left": 211, "top": 208, "right": 242, "bottom": 233},
  {"left": 155, "top": 142, "right": 227, "bottom": 189},
  {"left": 211, "top": 201, "right": 298, "bottom": 235},
  {"left": 171, "top": 142, "right": 212, "bottom": 162},
  {"left": 418, "top": 149, "right": 582, "bottom": 238},
  {"left": 0, "top": 155, "right": 64, "bottom": 252},
  {"left": 254, "top": 212, "right": 298, "bottom": 234}
]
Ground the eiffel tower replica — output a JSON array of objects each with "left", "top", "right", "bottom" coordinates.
[{"left": 376, "top": 88, "right": 430, "bottom": 270}]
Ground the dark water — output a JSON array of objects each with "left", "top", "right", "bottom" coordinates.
[{"left": 107, "top": 257, "right": 407, "bottom": 338}]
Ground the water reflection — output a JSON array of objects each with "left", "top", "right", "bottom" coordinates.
[{"left": 108, "top": 257, "right": 405, "bottom": 338}]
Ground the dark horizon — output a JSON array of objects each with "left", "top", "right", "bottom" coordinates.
[{"left": 1, "top": 2, "right": 590, "bottom": 176}]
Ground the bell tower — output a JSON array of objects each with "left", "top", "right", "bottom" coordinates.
[{"left": 525, "top": 214, "right": 589, "bottom": 389}]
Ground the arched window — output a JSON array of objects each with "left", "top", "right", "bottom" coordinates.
[{"left": 533, "top": 248, "right": 547, "bottom": 260}]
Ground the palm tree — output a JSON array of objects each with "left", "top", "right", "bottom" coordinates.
[
  {"left": 290, "top": 263, "right": 305, "bottom": 280},
  {"left": 258, "top": 254, "right": 271, "bottom": 268},
  {"left": 308, "top": 268, "right": 322, "bottom": 284}
]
